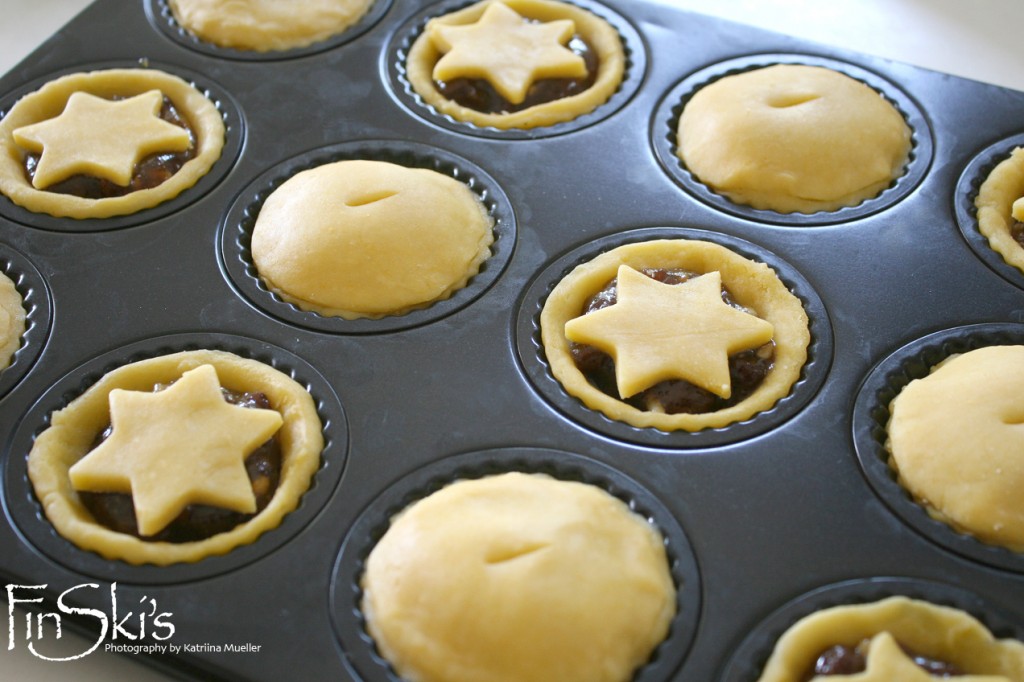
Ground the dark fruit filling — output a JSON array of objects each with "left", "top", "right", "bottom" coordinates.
[
  {"left": 23, "top": 95, "right": 197, "bottom": 199},
  {"left": 435, "top": 34, "right": 598, "bottom": 114},
  {"left": 79, "top": 385, "right": 280, "bottom": 543},
  {"left": 809, "top": 642, "right": 964, "bottom": 679},
  {"left": 1012, "top": 219, "right": 1024, "bottom": 249},
  {"left": 569, "top": 268, "right": 775, "bottom": 414}
]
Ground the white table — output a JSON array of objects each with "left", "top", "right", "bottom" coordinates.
[{"left": 1, "top": 1, "right": 1022, "bottom": 680}]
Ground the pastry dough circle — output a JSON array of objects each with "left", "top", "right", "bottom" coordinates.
[
  {"left": 251, "top": 159, "right": 494, "bottom": 320},
  {"left": 677, "top": 64, "right": 912, "bottom": 214},
  {"left": 168, "top": 0, "right": 376, "bottom": 52},
  {"left": 887, "top": 346, "right": 1024, "bottom": 552},
  {"left": 756, "top": 596, "right": 1024, "bottom": 681},
  {"left": 976, "top": 147, "right": 1024, "bottom": 274},
  {"left": 0, "top": 68, "right": 225, "bottom": 219},
  {"left": 540, "top": 239, "right": 810, "bottom": 431},
  {"left": 406, "top": 0, "right": 625, "bottom": 130},
  {"left": 0, "top": 269, "right": 25, "bottom": 370},
  {"left": 27, "top": 350, "right": 323, "bottom": 565},
  {"left": 361, "top": 472, "right": 676, "bottom": 682}
]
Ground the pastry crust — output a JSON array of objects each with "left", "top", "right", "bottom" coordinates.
[
  {"left": 27, "top": 350, "right": 323, "bottom": 565},
  {"left": 0, "top": 269, "right": 25, "bottom": 370},
  {"left": 251, "top": 159, "right": 494, "bottom": 319},
  {"left": 361, "top": 472, "right": 675, "bottom": 682},
  {"left": 886, "top": 346, "right": 1024, "bottom": 552},
  {"left": 168, "top": 0, "right": 376, "bottom": 52},
  {"left": 406, "top": 0, "right": 625, "bottom": 130},
  {"left": 540, "top": 239, "right": 809, "bottom": 431},
  {"left": 677, "top": 64, "right": 911, "bottom": 214},
  {"left": 0, "top": 68, "right": 225, "bottom": 219},
  {"left": 976, "top": 147, "right": 1024, "bottom": 274},
  {"left": 757, "top": 596, "right": 1024, "bottom": 681}
]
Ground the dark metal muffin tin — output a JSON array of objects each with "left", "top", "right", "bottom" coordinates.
[{"left": 1, "top": 1, "right": 1023, "bottom": 680}]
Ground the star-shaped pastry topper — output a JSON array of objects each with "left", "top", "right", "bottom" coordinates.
[
  {"left": 1013, "top": 196, "right": 1023, "bottom": 222},
  {"left": 826, "top": 632, "right": 1008, "bottom": 682},
  {"left": 12, "top": 89, "right": 192, "bottom": 190},
  {"left": 68, "top": 364, "right": 283, "bottom": 537},
  {"left": 565, "top": 265, "right": 774, "bottom": 399},
  {"left": 429, "top": 1, "right": 587, "bottom": 105}
]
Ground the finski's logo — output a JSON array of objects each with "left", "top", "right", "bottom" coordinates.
[{"left": 6, "top": 583, "right": 175, "bottom": 661}]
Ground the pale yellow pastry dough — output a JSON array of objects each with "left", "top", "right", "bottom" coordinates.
[
  {"left": 13, "top": 90, "right": 193, "bottom": 190},
  {"left": 0, "top": 269, "right": 25, "bottom": 370},
  {"left": 0, "top": 69, "right": 225, "bottom": 219},
  {"left": 27, "top": 350, "right": 323, "bottom": 565},
  {"left": 406, "top": 0, "right": 625, "bottom": 130},
  {"left": 565, "top": 266, "right": 775, "bottom": 400},
  {"left": 168, "top": 0, "right": 375, "bottom": 52},
  {"left": 757, "top": 596, "right": 1024, "bottom": 682},
  {"left": 887, "top": 346, "right": 1024, "bottom": 552},
  {"left": 251, "top": 159, "right": 493, "bottom": 320},
  {"left": 540, "top": 239, "right": 809, "bottom": 431},
  {"left": 361, "top": 472, "right": 675, "bottom": 682},
  {"left": 677, "top": 64, "right": 912, "bottom": 214},
  {"left": 976, "top": 147, "right": 1024, "bottom": 274},
  {"left": 430, "top": 2, "right": 586, "bottom": 104},
  {"left": 68, "top": 364, "right": 283, "bottom": 537}
]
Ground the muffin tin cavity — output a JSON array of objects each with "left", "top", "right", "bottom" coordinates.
[
  {"left": 515, "top": 226, "right": 832, "bottom": 448},
  {"left": 384, "top": 0, "right": 645, "bottom": 139},
  {"left": 955, "top": 132, "right": 1024, "bottom": 289},
  {"left": 144, "top": 0, "right": 393, "bottom": 61},
  {"left": 719, "top": 577, "right": 1024, "bottom": 682},
  {"left": 220, "top": 139, "right": 515, "bottom": 334},
  {"left": 0, "top": 241, "right": 49, "bottom": 399},
  {"left": 652, "top": 53, "right": 933, "bottom": 226},
  {"left": 3, "top": 332, "right": 347, "bottom": 584},
  {"left": 3, "top": 1, "right": 1024, "bottom": 679},
  {"left": 853, "top": 323, "right": 1024, "bottom": 573},
  {"left": 330, "top": 447, "right": 700, "bottom": 682},
  {"left": 0, "top": 61, "right": 244, "bottom": 232}
]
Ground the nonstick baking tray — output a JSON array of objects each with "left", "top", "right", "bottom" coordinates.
[{"left": 2, "top": 1, "right": 1023, "bottom": 680}]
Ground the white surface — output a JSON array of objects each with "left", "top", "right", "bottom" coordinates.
[
  {"left": 660, "top": 0, "right": 1024, "bottom": 92},
  {"left": 1, "top": 1, "right": 1023, "bottom": 680}
]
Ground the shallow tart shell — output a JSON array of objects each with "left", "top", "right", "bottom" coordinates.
[
  {"left": 0, "top": 68, "right": 224, "bottom": 219},
  {"left": 976, "top": 147, "right": 1024, "bottom": 274},
  {"left": 540, "top": 238, "right": 810, "bottom": 431},
  {"left": 405, "top": 0, "right": 625, "bottom": 130},
  {"left": 27, "top": 349, "right": 323, "bottom": 565},
  {"left": 756, "top": 596, "right": 1024, "bottom": 681}
]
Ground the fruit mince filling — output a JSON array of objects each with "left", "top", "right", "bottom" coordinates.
[
  {"left": 23, "top": 95, "right": 197, "bottom": 199},
  {"left": 79, "top": 385, "right": 281, "bottom": 544},
  {"left": 570, "top": 268, "right": 775, "bottom": 414},
  {"left": 1012, "top": 219, "right": 1024, "bottom": 249},
  {"left": 808, "top": 641, "right": 964, "bottom": 678},
  {"left": 436, "top": 34, "right": 598, "bottom": 114}
]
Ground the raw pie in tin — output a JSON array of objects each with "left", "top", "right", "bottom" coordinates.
[
  {"left": 167, "top": 0, "right": 376, "bottom": 52},
  {"left": 975, "top": 146, "right": 1024, "bottom": 274},
  {"left": 886, "top": 345, "right": 1024, "bottom": 552},
  {"left": 756, "top": 596, "right": 1024, "bottom": 681},
  {"left": 677, "top": 64, "right": 912, "bottom": 214},
  {"left": 27, "top": 350, "right": 323, "bottom": 565},
  {"left": 251, "top": 159, "right": 494, "bottom": 320},
  {"left": 361, "top": 472, "right": 675, "bottom": 682},
  {"left": 0, "top": 269, "right": 25, "bottom": 370},
  {"left": 540, "top": 239, "right": 810, "bottom": 431},
  {"left": 405, "top": 0, "right": 625, "bottom": 129},
  {"left": 0, "top": 68, "right": 224, "bottom": 219}
]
